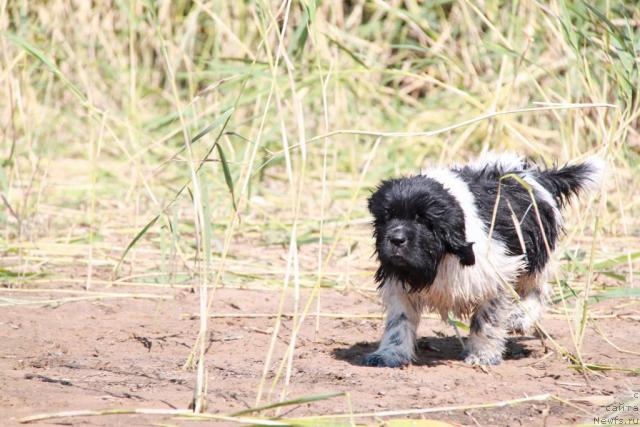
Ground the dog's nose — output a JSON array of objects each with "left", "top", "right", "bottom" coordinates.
[{"left": 389, "top": 229, "right": 407, "bottom": 247}]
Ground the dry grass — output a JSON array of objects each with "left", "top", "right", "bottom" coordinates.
[{"left": 1, "top": 0, "right": 639, "bottom": 424}]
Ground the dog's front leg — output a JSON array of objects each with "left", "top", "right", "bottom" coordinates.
[
  {"left": 463, "top": 294, "right": 511, "bottom": 365},
  {"left": 364, "top": 281, "right": 423, "bottom": 368}
]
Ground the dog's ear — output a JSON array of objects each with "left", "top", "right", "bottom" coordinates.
[
  {"left": 438, "top": 227, "right": 475, "bottom": 266},
  {"left": 367, "top": 180, "right": 393, "bottom": 219},
  {"left": 451, "top": 241, "right": 475, "bottom": 266}
]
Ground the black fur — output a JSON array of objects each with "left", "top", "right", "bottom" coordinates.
[
  {"left": 369, "top": 157, "right": 599, "bottom": 289},
  {"left": 454, "top": 165, "right": 557, "bottom": 273},
  {"left": 385, "top": 313, "right": 407, "bottom": 329},
  {"left": 530, "top": 163, "right": 597, "bottom": 207},
  {"left": 368, "top": 175, "right": 474, "bottom": 292},
  {"left": 453, "top": 159, "right": 598, "bottom": 274}
]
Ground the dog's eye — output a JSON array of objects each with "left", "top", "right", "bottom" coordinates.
[{"left": 416, "top": 213, "right": 433, "bottom": 229}]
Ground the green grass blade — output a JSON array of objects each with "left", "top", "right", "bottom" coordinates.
[
  {"left": 215, "top": 142, "right": 237, "bottom": 213},
  {"left": 581, "top": 2, "right": 631, "bottom": 45},
  {"left": 192, "top": 108, "right": 235, "bottom": 145},
  {"left": 112, "top": 214, "right": 160, "bottom": 277},
  {"left": 231, "top": 392, "right": 345, "bottom": 417},
  {"left": 593, "top": 251, "right": 640, "bottom": 270},
  {"left": 589, "top": 287, "right": 640, "bottom": 303},
  {"left": 4, "top": 32, "right": 87, "bottom": 103},
  {"left": 447, "top": 314, "right": 469, "bottom": 332},
  {"left": 570, "top": 363, "right": 640, "bottom": 374},
  {"left": 161, "top": 108, "right": 235, "bottom": 167}
]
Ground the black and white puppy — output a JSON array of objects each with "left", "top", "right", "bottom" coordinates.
[{"left": 365, "top": 152, "right": 603, "bottom": 367}]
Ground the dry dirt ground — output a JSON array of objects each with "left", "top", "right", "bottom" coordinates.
[{"left": 1, "top": 286, "right": 639, "bottom": 426}]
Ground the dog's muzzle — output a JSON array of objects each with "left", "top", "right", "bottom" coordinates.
[
  {"left": 385, "top": 225, "right": 414, "bottom": 265},
  {"left": 389, "top": 226, "right": 408, "bottom": 248}
]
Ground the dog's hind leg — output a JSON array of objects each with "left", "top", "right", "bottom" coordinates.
[
  {"left": 509, "top": 275, "right": 551, "bottom": 334},
  {"left": 507, "top": 288, "right": 545, "bottom": 334},
  {"left": 463, "top": 294, "right": 512, "bottom": 365},
  {"left": 364, "top": 280, "right": 423, "bottom": 368}
]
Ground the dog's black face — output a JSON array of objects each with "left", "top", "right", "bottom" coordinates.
[{"left": 368, "top": 175, "right": 475, "bottom": 291}]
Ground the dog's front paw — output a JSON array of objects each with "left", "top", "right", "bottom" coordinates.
[
  {"left": 506, "top": 311, "right": 530, "bottom": 335},
  {"left": 363, "top": 351, "right": 410, "bottom": 368},
  {"left": 461, "top": 351, "right": 502, "bottom": 366}
]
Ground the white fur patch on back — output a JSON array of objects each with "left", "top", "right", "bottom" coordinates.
[
  {"left": 521, "top": 172, "right": 563, "bottom": 226},
  {"left": 466, "top": 151, "right": 564, "bottom": 233},
  {"left": 466, "top": 152, "right": 526, "bottom": 172},
  {"left": 420, "top": 168, "right": 526, "bottom": 318}
]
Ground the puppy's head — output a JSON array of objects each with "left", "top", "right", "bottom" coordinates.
[{"left": 368, "top": 175, "right": 475, "bottom": 291}]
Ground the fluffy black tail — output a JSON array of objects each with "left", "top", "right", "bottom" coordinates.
[{"left": 535, "top": 157, "right": 605, "bottom": 207}]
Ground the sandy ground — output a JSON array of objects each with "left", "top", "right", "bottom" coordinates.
[{"left": 1, "top": 286, "right": 639, "bottom": 426}]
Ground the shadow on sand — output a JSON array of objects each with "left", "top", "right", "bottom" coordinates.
[{"left": 332, "top": 335, "right": 537, "bottom": 367}]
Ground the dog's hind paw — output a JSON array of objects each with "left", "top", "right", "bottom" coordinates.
[
  {"left": 363, "top": 351, "right": 410, "bottom": 368},
  {"left": 462, "top": 351, "right": 502, "bottom": 366}
]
